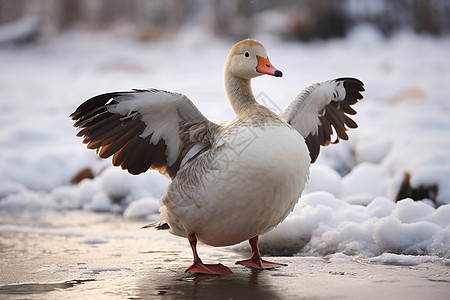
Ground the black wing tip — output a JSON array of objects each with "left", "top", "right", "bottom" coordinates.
[
  {"left": 70, "top": 91, "right": 132, "bottom": 122},
  {"left": 156, "top": 223, "right": 170, "bottom": 230},
  {"left": 334, "top": 77, "right": 364, "bottom": 86},
  {"left": 337, "top": 78, "right": 365, "bottom": 104},
  {"left": 335, "top": 77, "right": 365, "bottom": 93},
  {"left": 141, "top": 222, "right": 170, "bottom": 230},
  {"left": 306, "top": 77, "right": 365, "bottom": 164}
]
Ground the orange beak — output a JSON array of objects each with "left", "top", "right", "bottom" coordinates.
[{"left": 256, "top": 56, "right": 283, "bottom": 77}]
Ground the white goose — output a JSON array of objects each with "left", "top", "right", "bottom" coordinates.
[{"left": 71, "top": 39, "right": 364, "bottom": 275}]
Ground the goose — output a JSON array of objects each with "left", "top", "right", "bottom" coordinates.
[{"left": 70, "top": 39, "right": 364, "bottom": 275}]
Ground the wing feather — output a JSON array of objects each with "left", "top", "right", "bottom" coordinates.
[
  {"left": 281, "top": 77, "right": 364, "bottom": 163},
  {"left": 71, "top": 89, "right": 218, "bottom": 179}
]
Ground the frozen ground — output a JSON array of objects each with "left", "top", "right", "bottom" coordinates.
[
  {"left": 0, "top": 26, "right": 450, "bottom": 298},
  {"left": 1, "top": 211, "right": 449, "bottom": 300}
]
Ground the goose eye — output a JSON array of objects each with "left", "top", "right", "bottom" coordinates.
[{"left": 244, "top": 51, "right": 250, "bottom": 57}]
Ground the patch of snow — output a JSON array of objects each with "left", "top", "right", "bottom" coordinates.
[
  {"left": 83, "top": 192, "right": 113, "bottom": 213},
  {"left": 100, "top": 168, "right": 132, "bottom": 200},
  {"left": 366, "top": 197, "right": 396, "bottom": 218},
  {"left": 304, "top": 165, "right": 343, "bottom": 197},
  {"left": 123, "top": 197, "right": 160, "bottom": 220},
  {"left": 355, "top": 137, "right": 391, "bottom": 164},
  {"left": 0, "top": 181, "right": 27, "bottom": 199},
  {"left": 368, "top": 253, "right": 450, "bottom": 266},
  {"left": 261, "top": 194, "right": 450, "bottom": 258},
  {"left": 342, "top": 163, "right": 387, "bottom": 198},
  {"left": 0, "top": 191, "right": 56, "bottom": 213}
]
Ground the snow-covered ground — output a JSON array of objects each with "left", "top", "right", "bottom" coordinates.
[{"left": 1, "top": 26, "right": 449, "bottom": 263}]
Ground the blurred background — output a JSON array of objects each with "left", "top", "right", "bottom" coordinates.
[{"left": 1, "top": 0, "right": 450, "bottom": 45}]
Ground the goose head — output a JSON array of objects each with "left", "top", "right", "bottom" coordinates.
[{"left": 225, "top": 39, "right": 282, "bottom": 80}]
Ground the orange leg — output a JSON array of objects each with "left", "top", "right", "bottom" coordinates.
[
  {"left": 236, "top": 236, "right": 287, "bottom": 269},
  {"left": 185, "top": 233, "right": 232, "bottom": 275}
]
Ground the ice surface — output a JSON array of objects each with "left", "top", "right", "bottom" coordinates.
[{"left": 1, "top": 26, "right": 449, "bottom": 260}]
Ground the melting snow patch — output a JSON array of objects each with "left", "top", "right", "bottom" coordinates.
[
  {"left": 261, "top": 193, "right": 450, "bottom": 258},
  {"left": 123, "top": 197, "right": 160, "bottom": 220},
  {"left": 368, "top": 253, "right": 450, "bottom": 266}
]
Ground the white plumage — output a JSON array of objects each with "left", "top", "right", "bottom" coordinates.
[{"left": 162, "top": 126, "right": 310, "bottom": 247}]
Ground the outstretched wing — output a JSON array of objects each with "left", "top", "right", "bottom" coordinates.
[
  {"left": 281, "top": 78, "right": 364, "bottom": 163},
  {"left": 70, "top": 89, "right": 219, "bottom": 179}
]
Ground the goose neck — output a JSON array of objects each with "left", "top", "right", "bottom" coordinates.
[{"left": 224, "top": 73, "right": 257, "bottom": 118}]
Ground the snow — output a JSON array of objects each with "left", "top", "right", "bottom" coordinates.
[
  {"left": 368, "top": 253, "right": 450, "bottom": 266},
  {"left": 342, "top": 162, "right": 387, "bottom": 198},
  {"left": 259, "top": 193, "right": 450, "bottom": 258},
  {"left": 123, "top": 197, "right": 160, "bottom": 220},
  {"left": 1, "top": 26, "right": 450, "bottom": 264}
]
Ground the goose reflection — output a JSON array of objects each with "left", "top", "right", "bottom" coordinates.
[{"left": 136, "top": 269, "right": 282, "bottom": 299}]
